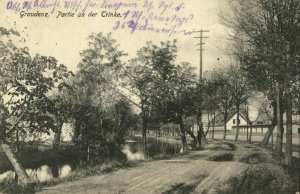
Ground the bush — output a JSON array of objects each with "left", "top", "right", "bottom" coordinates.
[{"left": 216, "top": 163, "right": 291, "bottom": 194}]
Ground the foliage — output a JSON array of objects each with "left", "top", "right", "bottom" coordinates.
[
  {"left": 0, "top": 27, "right": 70, "bottom": 142},
  {"left": 209, "top": 68, "right": 233, "bottom": 123},
  {"left": 223, "top": 0, "right": 300, "bottom": 103},
  {"left": 66, "top": 32, "right": 138, "bottom": 158},
  {"left": 153, "top": 61, "right": 197, "bottom": 124}
]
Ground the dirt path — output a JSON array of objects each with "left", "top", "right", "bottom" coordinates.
[
  {"left": 37, "top": 142, "right": 237, "bottom": 194},
  {"left": 38, "top": 157, "right": 221, "bottom": 194},
  {"left": 37, "top": 141, "right": 294, "bottom": 194}
]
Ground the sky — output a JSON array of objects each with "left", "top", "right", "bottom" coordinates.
[{"left": 0, "top": 0, "right": 233, "bottom": 73}]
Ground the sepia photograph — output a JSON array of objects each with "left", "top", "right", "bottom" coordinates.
[{"left": 0, "top": 0, "right": 299, "bottom": 193}]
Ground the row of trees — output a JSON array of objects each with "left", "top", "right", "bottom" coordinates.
[
  {"left": 202, "top": 65, "right": 250, "bottom": 141},
  {"left": 194, "top": 0, "right": 299, "bottom": 169},
  {"left": 221, "top": 0, "right": 300, "bottom": 167},
  {"left": 1, "top": 0, "right": 299, "bottom": 183},
  {"left": 0, "top": 27, "right": 211, "bottom": 185}
]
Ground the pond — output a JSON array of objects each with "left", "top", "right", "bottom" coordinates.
[{"left": 0, "top": 136, "right": 181, "bottom": 183}]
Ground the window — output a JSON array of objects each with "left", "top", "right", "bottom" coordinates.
[{"left": 233, "top": 119, "right": 235, "bottom": 124}]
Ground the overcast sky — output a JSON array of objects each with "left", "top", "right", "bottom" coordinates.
[{"left": 1, "top": 0, "right": 233, "bottom": 73}]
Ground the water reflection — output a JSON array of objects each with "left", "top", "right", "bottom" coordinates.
[
  {"left": 0, "top": 171, "right": 14, "bottom": 182},
  {"left": 0, "top": 136, "right": 180, "bottom": 182},
  {"left": 122, "top": 144, "right": 144, "bottom": 161},
  {"left": 0, "top": 164, "right": 72, "bottom": 182},
  {"left": 124, "top": 136, "right": 181, "bottom": 158},
  {"left": 59, "top": 165, "right": 72, "bottom": 178}
]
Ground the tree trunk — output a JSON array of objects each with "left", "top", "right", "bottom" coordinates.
[
  {"left": 142, "top": 114, "right": 148, "bottom": 156},
  {"left": 223, "top": 113, "right": 227, "bottom": 140},
  {"left": 249, "top": 123, "right": 252, "bottom": 143},
  {"left": 285, "top": 92, "right": 293, "bottom": 167},
  {"left": 261, "top": 101, "right": 277, "bottom": 146},
  {"left": 117, "top": 125, "right": 127, "bottom": 146},
  {"left": 186, "top": 130, "right": 197, "bottom": 147},
  {"left": 200, "top": 126, "right": 207, "bottom": 145},
  {"left": 53, "top": 121, "right": 63, "bottom": 150},
  {"left": 179, "top": 117, "right": 188, "bottom": 152},
  {"left": 246, "top": 106, "right": 249, "bottom": 142},
  {"left": 204, "top": 121, "right": 211, "bottom": 137},
  {"left": 235, "top": 104, "right": 240, "bottom": 141},
  {"left": 50, "top": 159, "right": 59, "bottom": 178},
  {"left": 261, "top": 119, "right": 276, "bottom": 146},
  {"left": 73, "top": 119, "right": 81, "bottom": 143},
  {"left": 212, "top": 112, "right": 215, "bottom": 139},
  {"left": 246, "top": 123, "right": 249, "bottom": 142},
  {"left": 196, "top": 112, "right": 202, "bottom": 146},
  {"left": 16, "top": 128, "right": 20, "bottom": 152},
  {"left": 158, "top": 126, "right": 161, "bottom": 136},
  {"left": 275, "top": 82, "right": 283, "bottom": 156},
  {"left": 1, "top": 143, "right": 30, "bottom": 185},
  {"left": 206, "top": 114, "right": 210, "bottom": 137},
  {"left": 284, "top": 41, "right": 292, "bottom": 167},
  {"left": 198, "top": 112, "right": 207, "bottom": 146}
]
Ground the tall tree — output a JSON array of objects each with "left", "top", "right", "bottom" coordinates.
[
  {"left": 203, "top": 71, "right": 223, "bottom": 139},
  {"left": 125, "top": 41, "right": 181, "bottom": 151},
  {"left": 213, "top": 68, "right": 233, "bottom": 140},
  {"left": 71, "top": 32, "right": 127, "bottom": 151},
  {"left": 156, "top": 62, "right": 197, "bottom": 151},
  {"left": 47, "top": 64, "right": 73, "bottom": 150},
  {"left": 226, "top": 64, "right": 249, "bottom": 141},
  {"left": 0, "top": 27, "right": 67, "bottom": 185}
]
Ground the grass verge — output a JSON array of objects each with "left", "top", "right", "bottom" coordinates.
[{"left": 0, "top": 159, "right": 137, "bottom": 194}]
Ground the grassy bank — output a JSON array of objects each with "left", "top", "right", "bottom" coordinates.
[
  {"left": 0, "top": 159, "right": 137, "bottom": 194},
  {"left": 0, "top": 142, "right": 132, "bottom": 193}
]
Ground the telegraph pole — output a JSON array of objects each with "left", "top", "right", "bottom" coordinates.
[
  {"left": 193, "top": 29, "right": 209, "bottom": 146},
  {"left": 194, "top": 29, "right": 209, "bottom": 81}
]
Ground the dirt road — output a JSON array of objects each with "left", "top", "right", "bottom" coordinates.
[
  {"left": 38, "top": 158, "right": 220, "bottom": 193},
  {"left": 37, "top": 141, "right": 294, "bottom": 194}
]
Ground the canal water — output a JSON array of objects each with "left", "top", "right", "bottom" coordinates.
[{"left": 0, "top": 136, "right": 181, "bottom": 182}]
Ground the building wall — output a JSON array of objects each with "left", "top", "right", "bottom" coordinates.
[
  {"left": 226, "top": 113, "right": 247, "bottom": 131},
  {"left": 218, "top": 124, "right": 300, "bottom": 134},
  {"left": 275, "top": 124, "right": 300, "bottom": 134}
]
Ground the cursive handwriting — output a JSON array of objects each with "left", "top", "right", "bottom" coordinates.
[{"left": 5, "top": 0, "right": 195, "bottom": 36}]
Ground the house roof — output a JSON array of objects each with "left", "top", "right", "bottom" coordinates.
[{"left": 226, "top": 112, "right": 248, "bottom": 123}]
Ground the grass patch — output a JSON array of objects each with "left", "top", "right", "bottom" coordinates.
[
  {"left": 208, "top": 152, "right": 234, "bottom": 162},
  {"left": 162, "top": 174, "right": 207, "bottom": 194},
  {"left": 162, "top": 182, "right": 197, "bottom": 194},
  {"left": 215, "top": 163, "right": 292, "bottom": 194},
  {"left": 0, "top": 181, "right": 36, "bottom": 194},
  {"left": 238, "top": 153, "right": 267, "bottom": 164},
  {"left": 234, "top": 144, "right": 273, "bottom": 164}
]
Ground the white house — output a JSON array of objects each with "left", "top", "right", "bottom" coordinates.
[{"left": 226, "top": 113, "right": 248, "bottom": 131}]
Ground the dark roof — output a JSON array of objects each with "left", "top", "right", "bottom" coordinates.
[{"left": 226, "top": 112, "right": 248, "bottom": 123}]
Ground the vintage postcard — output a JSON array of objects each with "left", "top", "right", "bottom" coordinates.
[{"left": 0, "top": 0, "right": 299, "bottom": 193}]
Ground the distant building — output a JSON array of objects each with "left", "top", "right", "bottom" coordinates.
[
  {"left": 192, "top": 112, "right": 248, "bottom": 133},
  {"left": 234, "top": 113, "right": 300, "bottom": 134},
  {"left": 226, "top": 113, "right": 248, "bottom": 131}
]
